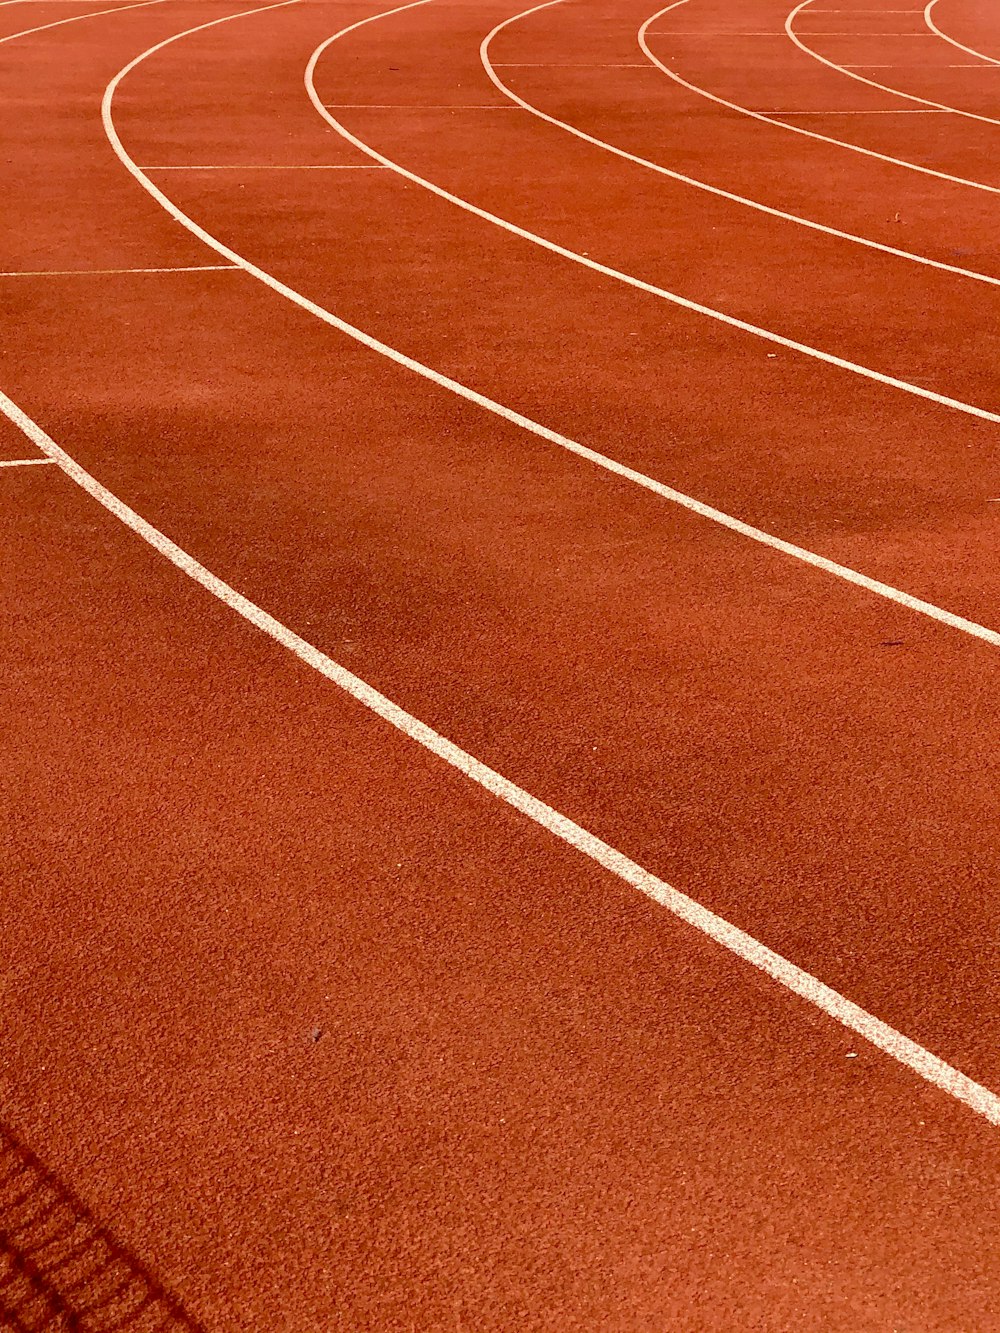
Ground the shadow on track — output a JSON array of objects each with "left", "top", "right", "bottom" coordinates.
[{"left": 0, "top": 1122, "right": 204, "bottom": 1332}]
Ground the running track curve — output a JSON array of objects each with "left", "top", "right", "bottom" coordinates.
[{"left": 3, "top": 0, "right": 1000, "bottom": 1328}]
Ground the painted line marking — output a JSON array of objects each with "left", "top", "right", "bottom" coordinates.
[
  {"left": 3, "top": 386, "right": 999, "bottom": 1131},
  {"left": 787, "top": 0, "right": 1000, "bottom": 128},
  {"left": 641, "top": 1, "right": 1000, "bottom": 196},
  {"left": 0, "top": 264, "right": 238, "bottom": 276},
  {"left": 644, "top": 30, "right": 789, "bottom": 35},
  {"left": 142, "top": 163, "right": 387, "bottom": 170},
  {"left": 481, "top": 0, "right": 1000, "bottom": 289},
  {"left": 323, "top": 103, "right": 522, "bottom": 109},
  {"left": 765, "top": 107, "right": 951, "bottom": 113},
  {"left": 0, "top": 456, "right": 56, "bottom": 467},
  {"left": 102, "top": 1, "right": 1000, "bottom": 655},
  {"left": 493, "top": 61, "right": 655, "bottom": 66}
]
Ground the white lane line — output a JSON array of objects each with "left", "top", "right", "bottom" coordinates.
[
  {"left": 787, "top": 0, "right": 1000, "bottom": 127},
  {"left": 142, "top": 163, "right": 387, "bottom": 169},
  {"left": 640, "top": 0, "right": 1000, "bottom": 195},
  {"left": 925, "top": 0, "right": 1000, "bottom": 66},
  {"left": 312, "top": 3, "right": 1000, "bottom": 427},
  {"left": 769, "top": 107, "right": 951, "bottom": 113},
  {"left": 0, "top": 264, "right": 237, "bottom": 275},
  {"left": 102, "top": 0, "right": 1000, "bottom": 650},
  {"left": 0, "top": 0, "right": 171, "bottom": 46},
  {"left": 493, "top": 61, "right": 655, "bottom": 66},
  {"left": 93, "top": 0, "right": 1000, "bottom": 1125},
  {"left": 646, "top": 30, "right": 789, "bottom": 35},
  {"left": 0, "top": 456, "right": 56, "bottom": 467},
  {"left": 324, "top": 102, "right": 521, "bottom": 108},
  {"left": 4, "top": 387, "right": 999, "bottom": 1132},
  {"left": 482, "top": 0, "right": 1000, "bottom": 288}
]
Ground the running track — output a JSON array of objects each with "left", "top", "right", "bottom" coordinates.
[{"left": 2, "top": 0, "right": 999, "bottom": 1328}]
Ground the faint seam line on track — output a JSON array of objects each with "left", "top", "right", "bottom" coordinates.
[
  {"left": 787, "top": 0, "right": 1000, "bottom": 127},
  {"left": 101, "top": 0, "right": 1000, "bottom": 648},
  {"left": 640, "top": 0, "right": 1000, "bottom": 194},
  {"left": 0, "top": 0, "right": 171, "bottom": 47},
  {"left": 0, "top": 264, "right": 237, "bottom": 275},
  {"left": 3, "top": 394, "right": 999, "bottom": 1132},
  {"left": 924, "top": 0, "right": 1000, "bottom": 66},
  {"left": 0, "top": 456, "right": 56, "bottom": 467},
  {"left": 479, "top": 0, "right": 1000, "bottom": 289},
  {"left": 308, "top": 2, "right": 1000, "bottom": 427}
]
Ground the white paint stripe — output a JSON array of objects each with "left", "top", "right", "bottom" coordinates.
[
  {"left": 323, "top": 102, "right": 520, "bottom": 108},
  {"left": 101, "top": 1, "right": 1000, "bottom": 651},
  {"left": 142, "top": 163, "right": 386, "bottom": 169},
  {"left": 482, "top": 1, "right": 1000, "bottom": 288},
  {"left": 0, "top": 0, "right": 172, "bottom": 46},
  {"left": 770, "top": 107, "right": 951, "bottom": 113},
  {"left": 493, "top": 61, "right": 655, "bottom": 66},
  {"left": 646, "top": 30, "right": 789, "bottom": 35},
  {"left": 924, "top": 0, "right": 1000, "bottom": 66},
  {"left": 0, "top": 264, "right": 237, "bottom": 276},
  {"left": 310, "top": 4, "right": 1000, "bottom": 426},
  {"left": 640, "top": 0, "right": 1000, "bottom": 195},
  {"left": 787, "top": 0, "right": 1000, "bottom": 127},
  {"left": 3, "top": 385, "right": 998, "bottom": 1129},
  {"left": 0, "top": 455, "right": 56, "bottom": 467}
]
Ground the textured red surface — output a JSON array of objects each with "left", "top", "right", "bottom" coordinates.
[{"left": 2, "top": 0, "right": 1000, "bottom": 1329}]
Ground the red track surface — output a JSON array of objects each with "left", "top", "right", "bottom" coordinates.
[{"left": 2, "top": 0, "right": 1000, "bottom": 1328}]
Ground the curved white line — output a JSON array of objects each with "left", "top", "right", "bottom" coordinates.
[
  {"left": 788, "top": 0, "right": 1000, "bottom": 127},
  {"left": 100, "top": 0, "right": 1000, "bottom": 647},
  {"left": 479, "top": 0, "right": 1000, "bottom": 289},
  {"left": 639, "top": 0, "right": 1000, "bottom": 196},
  {"left": 2, "top": 2, "right": 993, "bottom": 1125},
  {"left": 0, "top": 0, "right": 170, "bottom": 47},
  {"left": 925, "top": 0, "right": 1000, "bottom": 66}
]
